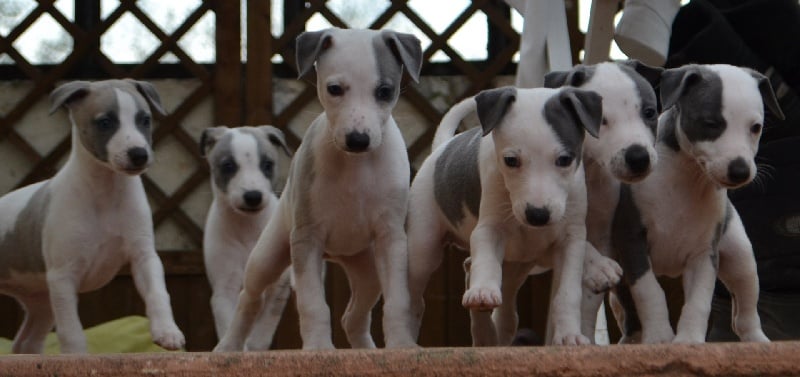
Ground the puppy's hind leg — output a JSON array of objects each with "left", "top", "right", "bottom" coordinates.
[
  {"left": 406, "top": 200, "right": 447, "bottom": 341},
  {"left": 339, "top": 250, "right": 382, "bottom": 349},
  {"left": 11, "top": 294, "right": 54, "bottom": 354},
  {"left": 214, "top": 212, "right": 292, "bottom": 352},
  {"left": 245, "top": 268, "right": 293, "bottom": 351},
  {"left": 717, "top": 216, "right": 769, "bottom": 342}
]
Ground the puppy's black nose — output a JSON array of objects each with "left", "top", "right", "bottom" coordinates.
[
  {"left": 525, "top": 205, "right": 550, "bottom": 226},
  {"left": 243, "top": 190, "right": 263, "bottom": 207},
  {"left": 625, "top": 144, "right": 651, "bottom": 175},
  {"left": 127, "top": 147, "right": 149, "bottom": 168},
  {"left": 727, "top": 157, "right": 751, "bottom": 184},
  {"left": 345, "top": 131, "right": 370, "bottom": 152}
]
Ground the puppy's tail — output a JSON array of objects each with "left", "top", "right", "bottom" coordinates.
[{"left": 432, "top": 96, "right": 477, "bottom": 151}]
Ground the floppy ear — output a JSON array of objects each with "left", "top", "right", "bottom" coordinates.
[
  {"left": 260, "top": 125, "right": 293, "bottom": 157},
  {"left": 296, "top": 29, "right": 334, "bottom": 79},
  {"left": 200, "top": 126, "right": 229, "bottom": 157},
  {"left": 748, "top": 70, "right": 785, "bottom": 121},
  {"left": 660, "top": 65, "right": 702, "bottom": 110},
  {"left": 475, "top": 86, "right": 517, "bottom": 136},
  {"left": 126, "top": 79, "right": 166, "bottom": 116},
  {"left": 544, "top": 65, "right": 590, "bottom": 89},
  {"left": 381, "top": 30, "right": 423, "bottom": 83},
  {"left": 49, "top": 81, "right": 92, "bottom": 114},
  {"left": 559, "top": 88, "right": 603, "bottom": 138},
  {"left": 622, "top": 59, "right": 664, "bottom": 89}
]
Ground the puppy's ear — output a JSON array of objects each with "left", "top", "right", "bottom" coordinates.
[
  {"left": 622, "top": 59, "right": 664, "bottom": 89},
  {"left": 296, "top": 29, "right": 334, "bottom": 79},
  {"left": 126, "top": 79, "right": 167, "bottom": 116},
  {"left": 748, "top": 70, "right": 785, "bottom": 121},
  {"left": 475, "top": 86, "right": 517, "bottom": 136},
  {"left": 49, "top": 81, "right": 92, "bottom": 115},
  {"left": 259, "top": 125, "right": 293, "bottom": 157},
  {"left": 381, "top": 30, "right": 423, "bottom": 83},
  {"left": 544, "top": 65, "right": 590, "bottom": 89},
  {"left": 660, "top": 65, "right": 702, "bottom": 110},
  {"left": 560, "top": 88, "right": 603, "bottom": 138},
  {"left": 200, "top": 126, "right": 229, "bottom": 157}
]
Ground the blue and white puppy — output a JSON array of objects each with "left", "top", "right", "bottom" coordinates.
[
  {"left": 613, "top": 64, "right": 784, "bottom": 343},
  {"left": 215, "top": 28, "right": 422, "bottom": 351},
  {"left": 201, "top": 125, "right": 293, "bottom": 350},
  {"left": 407, "top": 86, "right": 602, "bottom": 346},
  {"left": 0, "top": 80, "right": 184, "bottom": 353},
  {"left": 544, "top": 60, "right": 663, "bottom": 342}
]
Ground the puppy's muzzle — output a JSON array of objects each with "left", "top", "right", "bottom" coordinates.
[
  {"left": 345, "top": 131, "right": 370, "bottom": 153},
  {"left": 525, "top": 205, "right": 550, "bottom": 227},
  {"left": 624, "top": 144, "right": 651, "bottom": 176},
  {"left": 124, "top": 147, "right": 150, "bottom": 173}
]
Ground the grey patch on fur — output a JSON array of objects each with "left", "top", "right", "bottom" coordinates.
[
  {"left": 542, "top": 89, "right": 604, "bottom": 161},
  {"left": 711, "top": 202, "right": 735, "bottom": 271},
  {"left": 617, "top": 63, "right": 660, "bottom": 136},
  {"left": 0, "top": 183, "right": 51, "bottom": 279},
  {"left": 207, "top": 133, "right": 237, "bottom": 193},
  {"left": 434, "top": 128, "right": 482, "bottom": 227},
  {"left": 658, "top": 108, "right": 681, "bottom": 151},
  {"left": 371, "top": 34, "right": 404, "bottom": 104},
  {"left": 475, "top": 87, "right": 517, "bottom": 136},
  {"left": 543, "top": 65, "right": 596, "bottom": 89},
  {"left": 661, "top": 66, "right": 727, "bottom": 144},
  {"left": 612, "top": 184, "right": 651, "bottom": 285},
  {"left": 377, "top": 30, "right": 423, "bottom": 83}
]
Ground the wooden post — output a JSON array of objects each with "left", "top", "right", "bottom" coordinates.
[
  {"left": 214, "top": 0, "right": 242, "bottom": 126},
  {"left": 245, "top": 0, "right": 274, "bottom": 125}
]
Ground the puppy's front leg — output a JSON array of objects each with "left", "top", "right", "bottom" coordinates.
[
  {"left": 291, "top": 230, "right": 334, "bottom": 350},
  {"left": 550, "top": 237, "right": 591, "bottom": 345},
  {"left": 130, "top": 248, "right": 185, "bottom": 351},
  {"left": 673, "top": 250, "right": 717, "bottom": 343},
  {"left": 463, "top": 223, "right": 505, "bottom": 311},
  {"left": 373, "top": 217, "right": 417, "bottom": 348},
  {"left": 629, "top": 269, "right": 674, "bottom": 343},
  {"left": 46, "top": 271, "right": 86, "bottom": 353}
]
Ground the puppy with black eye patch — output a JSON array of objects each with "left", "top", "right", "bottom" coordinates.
[
  {"left": 200, "top": 125, "right": 293, "bottom": 351},
  {"left": 0, "top": 79, "right": 184, "bottom": 353},
  {"left": 543, "top": 60, "right": 664, "bottom": 342},
  {"left": 406, "top": 86, "right": 603, "bottom": 346},
  {"left": 611, "top": 64, "right": 784, "bottom": 344},
  {"left": 215, "top": 28, "right": 422, "bottom": 351}
]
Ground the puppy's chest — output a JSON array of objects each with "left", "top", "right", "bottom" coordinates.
[{"left": 502, "top": 223, "right": 562, "bottom": 264}]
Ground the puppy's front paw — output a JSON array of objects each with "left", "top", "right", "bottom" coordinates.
[
  {"left": 583, "top": 255, "right": 622, "bottom": 293},
  {"left": 462, "top": 286, "right": 501, "bottom": 311},
  {"left": 552, "top": 332, "right": 591, "bottom": 346},
  {"left": 151, "top": 323, "right": 185, "bottom": 350}
]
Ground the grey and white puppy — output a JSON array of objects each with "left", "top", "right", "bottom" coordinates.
[
  {"left": 407, "top": 86, "right": 603, "bottom": 346},
  {"left": 201, "top": 125, "right": 293, "bottom": 350},
  {"left": 544, "top": 60, "right": 663, "bottom": 342},
  {"left": 0, "top": 80, "right": 184, "bottom": 353},
  {"left": 612, "top": 64, "right": 783, "bottom": 343},
  {"left": 214, "top": 28, "right": 422, "bottom": 350}
]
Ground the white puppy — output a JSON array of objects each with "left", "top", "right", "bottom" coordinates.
[
  {"left": 214, "top": 28, "right": 422, "bottom": 351},
  {"left": 0, "top": 80, "right": 184, "bottom": 353},
  {"left": 611, "top": 64, "right": 783, "bottom": 343},
  {"left": 201, "top": 125, "right": 293, "bottom": 350},
  {"left": 544, "top": 60, "right": 663, "bottom": 342},
  {"left": 407, "top": 86, "right": 603, "bottom": 346}
]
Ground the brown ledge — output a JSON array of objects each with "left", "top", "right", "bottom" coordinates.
[{"left": 1, "top": 342, "right": 798, "bottom": 377}]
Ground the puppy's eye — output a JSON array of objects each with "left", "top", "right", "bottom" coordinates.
[
  {"left": 141, "top": 115, "right": 151, "bottom": 129},
  {"left": 555, "top": 154, "right": 575, "bottom": 167},
  {"left": 327, "top": 84, "right": 344, "bottom": 97},
  {"left": 750, "top": 123, "right": 762, "bottom": 134},
  {"left": 504, "top": 156, "right": 521, "bottom": 168},
  {"left": 219, "top": 159, "right": 238, "bottom": 175},
  {"left": 95, "top": 117, "right": 114, "bottom": 131},
  {"left": 375, "top": 85, "right": 394, "bottom": 101},
  {"left": 260, "top": 159, "right": 274, "bottom": 175},
  {"left": 643, "top": 107, "right": 657, "bottom": 120}
]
